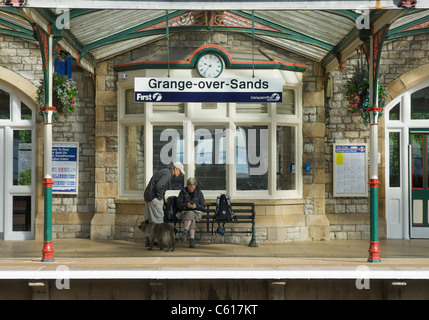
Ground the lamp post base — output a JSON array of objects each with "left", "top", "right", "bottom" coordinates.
[
  {"left": 368, "top": 241, "right": 381, "bottom": 263},
  {"left": 41, "top": 241, "right": 55, "bottom": 262}
]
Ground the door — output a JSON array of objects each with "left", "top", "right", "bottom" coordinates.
[
  {"left": 410, "top": 130, "right": 429, "bottom": 238},
  {"left": 3, "top": 128, "right": 35, "bottom": 240},
  {"left": 0, "top": 86, "right": 35, "bottom": 240},
  {"left": 0, "top": 128, "right": 4, "bottom": 240}
]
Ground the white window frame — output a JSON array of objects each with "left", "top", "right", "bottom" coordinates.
[
  {"left": 118, "top": 74, "right": 303, "bottom": 200},
  {"left": 385, "top": 81, "right": 429, "bottom": 239},
  {"left": 0, "top": 84, "right": 36, "bottom": 240}
]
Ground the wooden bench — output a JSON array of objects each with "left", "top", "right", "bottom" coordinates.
[{"left": 166, "top": 202, "right": 257, "bottom": 247}]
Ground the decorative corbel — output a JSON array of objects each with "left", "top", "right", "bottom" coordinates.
[{"left": 398, "top": 0, "right": 417, "bottom": 8}]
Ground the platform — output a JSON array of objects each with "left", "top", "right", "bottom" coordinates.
[{"left": 1, "top": 239, "right": 429, "bottom": 280}]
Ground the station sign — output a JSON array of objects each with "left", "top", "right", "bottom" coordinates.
[{"left": 135, "top": 77, "right": 282, "bottom": 103}]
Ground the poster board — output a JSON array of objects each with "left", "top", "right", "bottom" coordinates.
[
  {"left": 52, "top": 142, "right": 79, "bottom": 194},
  {"left": 333, "top": 143, "right": 368, "bottom": 197}
]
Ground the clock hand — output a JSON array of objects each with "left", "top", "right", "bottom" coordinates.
[{"left": 203, "top": 64, "right": 213, "bottom": 74}]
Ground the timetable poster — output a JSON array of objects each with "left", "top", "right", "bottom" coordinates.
[
  {"left": 52, "top": 142, "right": 79, "bottom": 194},
  {"left": 333, "top": 144, "right": 368, "bottom": 197}
]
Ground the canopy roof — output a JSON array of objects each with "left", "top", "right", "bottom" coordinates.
[{"left": 0, "top": 3, "right": 429, "bottom": 73}]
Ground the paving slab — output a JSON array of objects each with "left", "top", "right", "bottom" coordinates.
[{"left": 1, "top": 239, "right": 429, "bottom": 280}]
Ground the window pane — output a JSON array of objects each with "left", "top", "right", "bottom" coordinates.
[
  {"left": 13, "top": 196, "right": 31, "bottom": 231},
  {"left": 411, "top": 87, "right": 429, "bottom": 120},
  {"left": 277, "top": 126, "right": 296, "bottom": 190},
  {"left": 153, "top": 126, "right": 184, "bottom": 190},
  {"left": 194, "top": 125, "right": 226, "bottom": 190},
  {"left": 236, "top": 103, "right": 267, "bottom": 114},
  {"left": 125, "top": 88, "right": 143, "bottom": 114},
  {"left": 389, "top": 103, "right": 400, "bottom": 121},
  {"left": 236, "top": 125, "right": 268, "bottom": 190},
  {"left": 202, "top": 103, "right": 217, "bottom": 110},
  {"left": 412, "top": 133, "right": 423, "bottom": 188},
  {"left": 389, "top": 132, "right": 400, "bottom": 187},
  {"left": 124, "top": 125, "right": 145, "bottom": 191},
  {"left": 0, "top": 89, "right": 10, "bottom": 119},
  {"left": 13, "top": 130, "right": 32, "bottom": 186},
  {"left": 153, "top": 102, "right": 184, "bottom": 113},
  {"left": 277, "top": 89, "right": 295, "bottom": 115},
  {"left": 21, "top": 102, "right": 32, "bottom": 120}
]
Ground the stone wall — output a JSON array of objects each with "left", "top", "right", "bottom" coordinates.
[
  {"left": 1, "top": 31, "right": 332, "bottom": 242},
  {"left": 91, "top": 55, "right": 119, "bottom": 239},
  {"left": 92, "top": 31, "right": 330, "bottom": 242},
  {"left": 302, "top": 62, "right": 330, "bottom": 241},
  {"left": 50, "top": 68, "right": 96, "bottom": 239},
  {"left": 325, "top": 34, "right": 429, "bottom": 240},
  {"left": 1, "top": 34, "right": 96, "bottom": 240},
  {"left": 325, "top": 53, "right": 372, "bottom": 240},
  {"left": 0, "top": 35, "right": 43, "bottom": 87}
]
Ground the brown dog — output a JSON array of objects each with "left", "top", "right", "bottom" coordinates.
[{"left": 138, "top": 220, "right": 175, "bottom": 252}]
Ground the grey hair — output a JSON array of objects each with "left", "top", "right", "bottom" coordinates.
[{"left": 186, "top": 177, "right": 197, "bottom": 186}]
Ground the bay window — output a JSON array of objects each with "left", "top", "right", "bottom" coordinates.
[{"left": 119, "top": 84, "right": 302, "bottom": 199}]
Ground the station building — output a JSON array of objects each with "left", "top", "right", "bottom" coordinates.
[{"left": 1, "top": 3, "right": 429, "bottom": 246}]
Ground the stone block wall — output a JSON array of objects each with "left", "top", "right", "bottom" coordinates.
[
  {"left": 326, "top": 53, "right": 376, "bottom": 240},
  {"left": 1, "top": 31, "right": 330, "bottom": 242},
  {"left": 96, "top": 31, "right": 330, "bottom": 242},
  {"left": 325, "top": 33, "right": 429, "bottom": 240},
  {"left": 302, "top": 62, "right": 330, "bottom": 241},
  {"left": 50, "top": 68, "right": 96, "bottom": 239},
  {"left": 91, "top": 59, "right": 119, "bottom": 239},
  {"left": 0, "top": 35, "right": 43, "bottom": 87},
  {"left": 1, "top": 35, "right": 97, "bottom": 240}
]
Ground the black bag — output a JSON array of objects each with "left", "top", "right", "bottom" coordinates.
[
  {"left": 215, "top": 194, "right": 234, "bottom": 222},
  {"left": 164, "top": 196, "right": 178, "bottom": 222}
]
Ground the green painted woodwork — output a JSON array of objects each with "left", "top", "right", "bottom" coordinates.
[{"left": 409, "top": 130, "right": 429, "bottom": 229}]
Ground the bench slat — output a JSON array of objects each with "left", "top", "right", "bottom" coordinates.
[{"left": 165, "top": 202, "right": 257, "bottom": 247}]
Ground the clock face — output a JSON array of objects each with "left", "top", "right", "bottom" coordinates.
[{"left": 197, "top": 53, "right": 223, "bottom": 78}]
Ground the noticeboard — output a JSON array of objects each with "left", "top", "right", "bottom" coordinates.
[
  {"left": 52, "top": 142, "right": 79, "bottom": 194},
  {"left": 333, "top": 143, "right": 368, "bottom": 197}
]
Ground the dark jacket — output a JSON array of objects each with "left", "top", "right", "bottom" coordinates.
[
  {"left": 144, "top": 168, "right": 173, "bottom": 202},
  {"left": 177, "top": 186, "right": 205, "bottom": 212}
]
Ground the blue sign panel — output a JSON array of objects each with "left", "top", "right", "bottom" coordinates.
[{"left": 52, "top": 142, "right": 79, "bottom": 194}]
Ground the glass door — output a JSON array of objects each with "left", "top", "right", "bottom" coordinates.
[
  {"left": 410, "top": 130, "right": 429, "bottom": 238},
  {"left": 0, "top": 128, "right": 4, "bottom": 240},
  {"left": 3, "top": 127, "right": 35, "bottom": 240}
]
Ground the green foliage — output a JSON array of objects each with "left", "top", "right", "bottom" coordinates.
[
  {"left": 344, "top": 64, "right": 387, "bottom": 126},
  {"left": 37, "top": 73, "right": 80, "bottom": 119},
  {"left": 18, "top": 168, "right": 31, "bottom": 186}
]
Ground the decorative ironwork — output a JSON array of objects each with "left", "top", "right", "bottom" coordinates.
[
  {"left": 1, "top": 0, "right": 26, "bottom": 7},
  {"left": 398, "top": 0, "right": 417, "bottom": 8},
  {"left": 0, "top": 23, "right": 14, "bottom": 31},
  {"left": 401, "top": 19, "right": 429, "bottom": 33},
  {"left": 136, "top": 10, "right": 281, "bottom": 33},
  {"left": 136, "top": 11, "right": 207, "bottom": 33},
  {"left": 210, "top": 10, "right": 281, "bottom": 32},
  {"left": 360, "top": 25, "right": 389, "bottom": 80}
]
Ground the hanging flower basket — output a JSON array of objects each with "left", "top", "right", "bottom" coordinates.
[
  {"left": 37, "top": 73, "right": 79, "bottom": 119},
  {"left": 345, "top": 64, "right": 387, "bottom": 126}
]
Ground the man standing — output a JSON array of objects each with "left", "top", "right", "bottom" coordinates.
[{"left": 143, "top": 162, "right": 185, "bottom": 224}]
